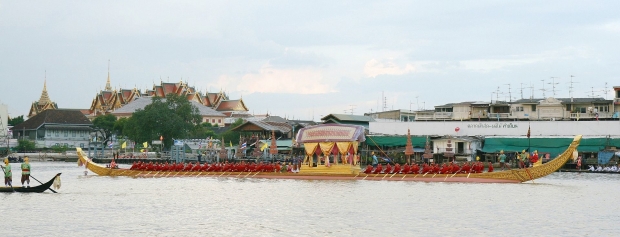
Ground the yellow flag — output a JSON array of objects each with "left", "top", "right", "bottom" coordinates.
[
  {"left": 230, "top": 141, "right": 233, "bottom": 148},
  {"left": 121, "top": 142, "right": 127, "bottom": 149},
  {"left": 143, "top": 142, "right": 148, "bottom": 148},
  {"left": 260, "top": 142, "right": 268, "bottom": 151}
]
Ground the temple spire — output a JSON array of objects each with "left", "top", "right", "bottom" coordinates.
[
  {"left": 38, "top": 71, "right": 52, "bottom": 105},
  {"left": 105, "top": 59, "right": 112, "bottom": 91}
]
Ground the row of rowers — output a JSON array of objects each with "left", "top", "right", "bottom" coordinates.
[
  {"left": 128, "top": 161, "right": 297, "bottom": 173},
  {"left": 363, "top": 162, "right": 494, "bottom": 175}
]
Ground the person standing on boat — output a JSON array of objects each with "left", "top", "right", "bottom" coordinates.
[
  {"left": 498, "top": 150, "right": 507, "bottom": 170},
  {"left": 21, "top": 156, "right": 31, "bottom": 187},
  {"left": 576, "top": 156, "right": 582, "bottom": 171},
  {"left": 2, "top": 158, "right": 12, "bottom": 187},
  {"left": 371, "top": 152, "right": 378, "bottom": 168}
]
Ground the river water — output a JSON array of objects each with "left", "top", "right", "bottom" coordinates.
[{"left": 1, "top": 162, "right": 619, "bottom": 236}]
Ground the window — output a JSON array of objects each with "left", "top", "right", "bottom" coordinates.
[
  {"left": 595, "top": 105, "right": 609, "bottom": 112},
  {"left": 218, "top": 119, "right": 221, "bottom": 123},
  {"left": 47, "top": 130, "right": 51, "bottom": 137},
  {"left": 55, "top": 130, "right": 59, "bottom": 137},
  {"left": 514, "top": 106, "right": 524, "bottom": 112},
  {"left": 72, "top": 131, "right": 76, "bottom": 137},
  {"left": 212, "top": 119, "right": 215, "bottom": 123},
  {"left": 531, "top": 105, "right": 536, "bottom": 112},
  {"left": 80, "top": 131, "right": 84, "bottom": 137},
  {"left": 64, "top": 131, "right": 68, "bottom": 137},
  {"left": 80, "top": 143, "right": 84, "bottom": 148}
]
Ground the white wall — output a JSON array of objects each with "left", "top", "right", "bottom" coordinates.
[
  {"left": 0, "top": 103, "right": 7, "bottom": 137},
  {"left": 370, "top": 121, "right": 620, "bottom": 137}
]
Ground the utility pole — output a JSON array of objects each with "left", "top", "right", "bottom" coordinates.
[
  {"left": 528, "top": 82, "right": 535, "bottom": 100},
  {"left": 604, "top": 82, "right": 609, "bottom": 99},
  {"left": 519, "top": 83, "right": 526, "bottom": 100}
]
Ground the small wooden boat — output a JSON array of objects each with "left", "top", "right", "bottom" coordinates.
[
  {"left": 0, "top": 173, "right": 61, "bottom": 193},
  {"left": 74, "top": 135, "right": 582, "bottom": 183}
]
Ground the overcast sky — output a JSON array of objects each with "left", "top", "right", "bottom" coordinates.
[{"left": 1, "top": 1, "right": 619, "bottom": 120}]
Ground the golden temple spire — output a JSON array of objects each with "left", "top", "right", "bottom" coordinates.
[
  {"left": 105, "top": 59, "right": 112, "bottom": 91},
  {"left": 38, "top": 71, "right": 52, "bottom": 105}
]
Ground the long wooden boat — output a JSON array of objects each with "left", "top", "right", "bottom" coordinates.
[
  {"left": 75, "top": 135, "right": 582, "bottom": 183},
  {"left": 0, "top": 173, "right": 61, "bottom": 193}
]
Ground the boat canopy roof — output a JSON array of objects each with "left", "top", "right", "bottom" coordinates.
[{"left": 296, "top": 124, "right": 366, "bottom": 143}]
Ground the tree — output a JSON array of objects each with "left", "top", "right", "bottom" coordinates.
[
  {"left": 124, "top": 94, "right": 201, "bottom": 148},
  {"left": 190, "top": 122, "right": 217, "bottom": 139},
  {"left": 16, "top": 139, "right": 35, "bottom": 152},
  {"left": 114, "top": 117, "right": 128, "bottom": 135},
  {"left": 92, "top": 114, "right": 117, "bottom": 148},
  {"left": 8, "top": 115, "right": 24, "bottom": 126}
]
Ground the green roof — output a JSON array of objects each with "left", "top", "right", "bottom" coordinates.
[
  {"left": 481, "top": 137, "right": 620, "bottom": 156},
  {"left": 367, "top": 136, "right": 427, "bottom": 148}
]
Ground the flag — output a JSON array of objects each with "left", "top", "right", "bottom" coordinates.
[
  {"left": 240, "top": 142, "right": 247, "bottom": 149},
  {"left": 143, "top": 142, "right": 148, "bottom": 148},
  {"left": 260, "top": 142, "right": 269, "bottom": 151},
  {"left": 121, "top": 142, "right": 127, "bottom": 149},
  {"left": 230, "top": 141, "right": 233, "bottom": 148},
  {"left": 526, "top": 126, "right": 531, "bottom": 138}
]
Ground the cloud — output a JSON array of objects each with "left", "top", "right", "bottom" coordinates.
[
  {"left": 599, "top": 20, "right": 620, "bottom": 33},
  {"left": 363, "top": 58, "right": 416, "bottom": 77},
  {"left": 232, "top": 64, "right": 337, "bottom": 94}
]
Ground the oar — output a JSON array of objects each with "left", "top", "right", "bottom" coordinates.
[
  {"left": 30, "top": 175, "right": 57, "bottom": 193},
  {"left": 362, "top": 174, "right": 369, "bottom": 180},
  {"left": 252, "top": 171, "right": 260, "bottom": 177},
  {"left": 0, "top": 165, "right": 15, "bottom": 192}
]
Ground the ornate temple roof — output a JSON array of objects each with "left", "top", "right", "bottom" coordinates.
[{"left": 29, "top": 79, "right": 58, "bottom": 118}]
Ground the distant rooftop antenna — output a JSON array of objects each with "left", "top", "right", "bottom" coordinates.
[
  {"left": 548, "top": 77, "right": 560, "bottom": 97},
  {"left": 569, "top": 75, "right": 578, "bottom": 98},
  {"left": 504, "top": 83, "right": 512, "bottom": 102},
  {"left": 382, "top": 91, "right": 387, "bottom": 112},
  {"left": 589, "top": 87, "right": 600, "bottom": 98},
  {"left": 540, "top": 79, "right": 547, "bottom": 98},
  {"left": 527, "top": 82, "right": 535, "bottom": 100},
  {"left": 604, "top": 82, "right": 609, "bottom": 99},
  {"left": 519, "top": 83, "right": 526, "bottom": 99}
]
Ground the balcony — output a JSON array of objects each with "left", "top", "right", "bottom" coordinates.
[
  {"left": 488, "top": 113, "right": 511, "bottom": 119},
  {"left": 570, "top": 112, "right": 611, "bottom": 119},
  {"left": 434, "top": 112, "right": 453, "bottom": 119}
]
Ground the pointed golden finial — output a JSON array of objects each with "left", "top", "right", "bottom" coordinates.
[
  {"left": 38, "top": 71, "right": 52, "bottom": 105},
  {"left": 105, "top": 60, "right": 112, "bottom": 91}
]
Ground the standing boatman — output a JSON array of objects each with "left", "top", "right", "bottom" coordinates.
[
  {"left": 371, "top": 152, "right": 378, "bottom": 168},
  {"left": 21, "top": 156, "right": 31, "bottom": 187},
  {"left": 2, "top": 158, "right": 12, "bottom": 187}
]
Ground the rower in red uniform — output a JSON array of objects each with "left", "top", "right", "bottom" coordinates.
[
  {"left": 421, "top": 164, "right": 429, "bottom": 174},
  {"left": 401, "top": 164, "right": 410, "bottom": 174},
  {"left": 432, "top": 163, "right": 440, "bottom": 174},
  {"left": 130, "top": 161, "right": 138, "bottom": 170},
  {"left": 451, "top": 163, "right": 460, "bottom": 174},
  {"left": 363, "top": 165, "right": 373, "bottom": 174},
  {"left": 440, "top": 164, "right": 449, "bottom": 174},
  {"left": 373, "top": 164, "right": 383, "bottom": 174},
  {"left": 411, "top": 163, "right": 419, "bottom": 174},
  {"left": 487, "top": 162, "right": 494, "bottom": 172},
  {"left": 394, "top": 163, "right": 401, "bottom": 174},
  {"left": 461, "top": 162, "right": 470, "bottom": 173},
  {"left": 385, "top": 163, "right": 393, "bottom": 174}
]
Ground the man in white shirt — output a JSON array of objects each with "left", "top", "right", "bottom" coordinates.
[
  {"left": 610, "top": 166, "right": 618, "bottom": 172},
  {"left": 588, "top": 165, "right": 595, "bottom": 172},
  {"left": 595, "top": 165, "right": 603, "bottom": 172}
]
